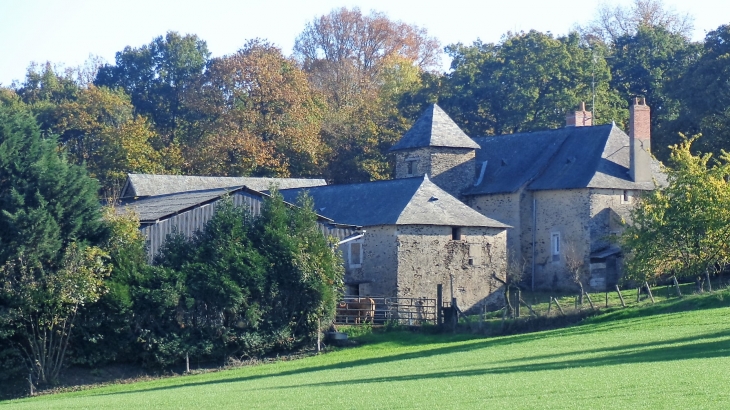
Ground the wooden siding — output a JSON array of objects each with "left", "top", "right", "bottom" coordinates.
[{"left": 141, "top": 191, "right": 356, "bottom": 261}]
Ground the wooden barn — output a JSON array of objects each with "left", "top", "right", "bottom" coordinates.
[{"left": 118, "top": 174, "right": 359, "bottom": 260}]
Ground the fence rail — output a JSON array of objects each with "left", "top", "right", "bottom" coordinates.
[{"left": 335, "top": 296, "right": 437, "bottom": 325}]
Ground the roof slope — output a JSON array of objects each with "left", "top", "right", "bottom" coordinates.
[
  {"left": 279, "top": 175, "right": 508, "bottom": 228},
  {"left": 390, "top": 104, "right": 480, "bottom": 151},
  {"left": 465, "top": 130, "right": 569, "bottom": 195},
  {"left": 119, "top": 187, "right": 243, "bottom": 222},
  {"left": 121, "top": 174, "right": 326, "bottom": 198},
  {"left": 466, "top": 124, "right": 666, "bottom": 195}
]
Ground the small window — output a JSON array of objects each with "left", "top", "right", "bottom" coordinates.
[
  {"left": 551, "top": 232, "right": 560, "bottom": 262},
  {"left": 407, "top": 160, "right": 414, "bottom": 176},
  {"left": 621, "top": 190, "right": 631, "bottom": 204},
  {"left": 452, "top": 227, "right": 462, "bottom": 241},
  {"left": 349, "top": 241, "right": 362, "bottom": 268}
]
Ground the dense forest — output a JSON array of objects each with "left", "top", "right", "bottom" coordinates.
[
  {"left": 1, "top": 1, "right": 729, "bottom": 196},
  {"left": 2, "top": 0, "right": 730, "bottom": 397}
]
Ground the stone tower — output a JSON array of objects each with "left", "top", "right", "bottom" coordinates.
[{"left": 390, "top": 104, "right": 479, "bottom": 198}]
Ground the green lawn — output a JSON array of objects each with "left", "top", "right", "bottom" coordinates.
[{"left": 6, "top": 292, "right": 730, "bottom": 409}]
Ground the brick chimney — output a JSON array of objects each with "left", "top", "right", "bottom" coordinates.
[
  {"left": 565, "top": 102, "right": 592, "bottom": 127},
  {"left": 629, "top": 97, "right": 651, "bottom": 183}
]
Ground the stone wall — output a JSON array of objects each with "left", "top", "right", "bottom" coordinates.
[
  {"left": 341, "top": 225, "right": 399, "bottom": 297},
  {"left": 526, "top": 189, "right": 592, "bottom": 290},
  {"left": 395, "top": 225, "right": 506, "bottom": 312},
  {"left": 588, "top": 188, "right": 634, "bottom": 251},
  {"left": 469, "top": 192, "right": 522, "bottom": 264},
  {"left": 394, "top": 147, "right": 475, "bottom": 198}
]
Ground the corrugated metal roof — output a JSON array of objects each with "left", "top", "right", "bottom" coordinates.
[
  {"left": 390, "top": 104, "right": 480, "bottom": 151},
  {"left": 121, "top": 174, "right": 327, "bottom": 198},
  {"left": 279, "top": 175, "right": 509, "bottom": 228}
]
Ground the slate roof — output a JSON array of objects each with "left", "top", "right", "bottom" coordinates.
[
  {"left": 279, "top": 175, "right": 509, "bottom": 228},
  {"left": 119, "top": 187, "right": 242, "bottom": 222},
  {"left": 121, "top": 174, "right": 326, "bottom": 198},
  {"left": 465, "top": 124, "right": 666, "bottom": 195},
  {"left": 119, "top": 186, "right": 352, "bottom": 228},
  {"left": 389, "top": 104, "right": 480, "bottom": 151}
]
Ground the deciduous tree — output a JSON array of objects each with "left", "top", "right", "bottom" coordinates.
[
  {"left": 441, "top": 31, "right": 625, "bottom": 136},
  {"left": 95, "top": 32, "right": 210, "bottom": 144},
  {"left": 186, "top": 41, "right": 325, "bottom": 177},
  {"left": 580, "top": 0, "right": 694, "bottom": 43},
  {"left": 622, "top": 136, "right": 730, "bottom": 286}
]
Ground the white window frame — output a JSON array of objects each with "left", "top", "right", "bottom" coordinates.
[
  {"left": 551, "top": 232, "right": 560, "bottom": 262},
  {"left": 348, "top": 240, "right": 363, "bottom": 268}
]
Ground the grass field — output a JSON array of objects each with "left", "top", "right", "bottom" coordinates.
[{"left": 5, "top": 291, "right": 730, "bottom": 409}]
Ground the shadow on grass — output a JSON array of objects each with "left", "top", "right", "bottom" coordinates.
[
  {"left": 268, "top": 331, "right": 730, "bottom": 390},
  {"left": 88, "top": 294, "right": 730, "bottom": 398},
  {"left": 87, "top": 330, "right": 560, "bottom": 397}
]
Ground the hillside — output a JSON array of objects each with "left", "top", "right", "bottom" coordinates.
[{"left": 5, "top": 291, "right": 730, "bottom": 409}]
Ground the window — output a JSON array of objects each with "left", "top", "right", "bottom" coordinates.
[
  {"left": 621, "top": 190, "right": 631, "bottom": 204},
  {"left": 551, "top": 232, "right": 560, "bottom": 262},
  {"left": 348, "top": 241, "right": 362, "bottom": 268},
  {"left": 406, "top": 160, "right": 416, "bottom": 176},
  {"left": 452, "top": 227, "right": 462, "bottom": 241}
]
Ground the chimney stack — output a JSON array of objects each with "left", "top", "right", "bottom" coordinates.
[
  {"left": 629, "top": 97, "right": 651, "bottom": 183},
  {"left": 565, "top": 102, "right": 592, "bottom": 127}
]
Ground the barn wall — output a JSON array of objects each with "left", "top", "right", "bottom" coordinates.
[{"left": 141, "top": 191, "right": 355, "bottom": 261}]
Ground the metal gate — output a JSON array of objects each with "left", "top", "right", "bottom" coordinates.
[{"left": 335, "top": 296, "right": 437, "bottom": 325}]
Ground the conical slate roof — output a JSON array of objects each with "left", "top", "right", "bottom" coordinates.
[{"left": 390, "top": 104, "right": 480, "bottom": 151}]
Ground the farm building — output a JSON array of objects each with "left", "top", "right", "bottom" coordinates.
[
  {"left": 280, "top": 175, "right": 510, "bottom": 313},
  {"left": 389, "top": 100, "right": 666, "bottom": 291},
  {"left": 119, "top": 176, "right": 358, "bottom": 260}
]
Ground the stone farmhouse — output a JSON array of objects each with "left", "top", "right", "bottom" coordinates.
[
  {"left": 389, "top": 100, "right": 665, "bottom": 291},
  {"left": 122, "top": 97, "right": 664, "bottom": 313}
]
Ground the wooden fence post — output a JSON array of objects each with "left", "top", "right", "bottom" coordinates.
[
  {"left": 644, "top": 282, "right": 655, "bottom": 303},
  {"left": 519, "top": 298, "right": 538, "bottom": 317},
  {"left": 636, "top": 287, "right": 641, "bottom": 303},
  {"left": 585, "top": 292, "right": 595, "bottom": 310},
  {"left": 317, "top": 318, "right": 321, "bottom": 353},
  {"left": 547, "top": 297, "right": 552, "bottom": 315},
  {"left": 29, "top": 372, "right": 34, "bottom": 396},
  {"left": 552, "top": 297, "right": 566, "bottom": 316},
  {"left": 186, "top": 353, "right": 190, "bottom": 373},
  {"left": 605, "top": 292, "right": 608, "bottom": 308},
  {"left": 515, "top": 289, "right": 521, "bottom": 318},
  {"left": 436, "top": 284, "right": 443, "bottom": 326},
  {"left": 615, "top": 285, "right": 626, "bottom": 307},
  {"left": 672, "top": 276, "right": 682, "bottom": 297}
]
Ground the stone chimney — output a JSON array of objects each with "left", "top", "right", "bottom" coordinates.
[
  {"left": 629, "top": 97, "right": 652, "bottom": 183},
  {"left": 565, "top": 102, "right": 592, "bottom": 127}
]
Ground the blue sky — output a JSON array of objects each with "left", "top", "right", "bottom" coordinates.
[{"left": 1, "top": 0, "right": 727, "bottom": 86}]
